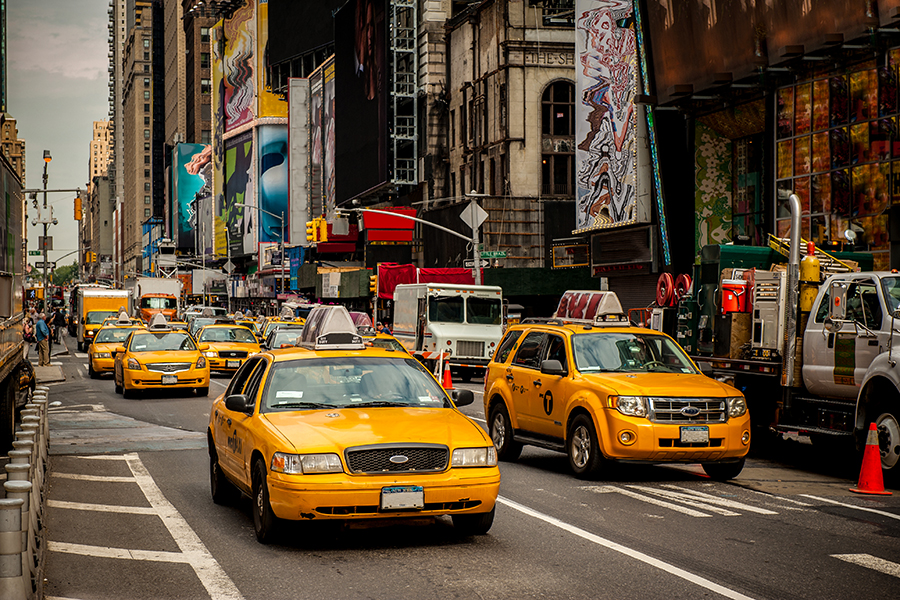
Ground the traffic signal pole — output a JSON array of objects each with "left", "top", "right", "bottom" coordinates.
[{"left": 42, "top": 152, "right": 51, "bottom": 302}]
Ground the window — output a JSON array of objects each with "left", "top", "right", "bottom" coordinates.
[
  {"left": 541, "top": 81, "right": 575, "bottom": 196},
  {"left": 542, "top": 81, "right": 574, "bottom": 136},
  {"left": 144, "top": 154, "right": 150, "bottom": 164},
  {"left": 144, "top": 169, "right": 150, "bottom": 177},
  {"left": 200, "top": 53, "right": 210, "bottom": 69},
  {"left": 201, "top": 79, "right": 211, "bottom": 95},
  {"left": 144, "top": 117, "right": 150, "bottom": 126},
  {"left": 513, "top": 332, "right": 546, "bottom": 369},
  {"left": 144, "top": 196, "right": 151, "bottom": 205},
  {"left": 144, "top": 209, "right": 151, "bottom": 217},
  {"left": 144, "top": 182, "right": 151, "bottom": 191},
  {"left": 542, "top": 154, "right": 574, "bottom": 196},
  {"left": 144, "top": 78, "right": 150, "bottom": 88},
  {"left": 200, "top": 27, "right": 210, "bottom": 44},
  {"left": 450, "top": 110, "right": 455, "bottom": 148},
  {"left": 144, "top": 129, "right": 150, "bottom": 139},
  {"left": 495, "top": 330, "right": 523, "bottom": 363},
  {"left": 144, "top": 142, "right": 150, "bottom": 151},
  {"left": 144, "top": 91, "right": 150, "bottom": 100},
  {"left": 144, "top": 103, "right": 149, "bottom": 113},
  {"left": 143, "top": 39, "right": 150, "bottom": 48},
  {"left": 543, "top": 335, "right": 568, "bottom": 372},
  {"left": 143, "top": 52, "right": 149, "bottom": 61},
  {"left": 201, "top": 130, "right": 211, "bottom": 144}
]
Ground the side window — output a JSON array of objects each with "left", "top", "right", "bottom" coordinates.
[
  {"left": 243, "top": 360, "right": 269, "bottom": 404},
  {"left": 225, "top": 357, "right": 261, "bottom": 396},
  {"left": 512, "top": 332, "right": 546, "bottom": 369},
  {"left": 494, "top": 330, "right": 523, "bottom": 363},
  {"left": 847, "top": 282, "right": 883, "bottom": 329},
  {"left": 543, "top": 334, "right": 567, "bottom": 371},
  {"left": 814, "top": 286, "right": 831, "bottom": 323}
]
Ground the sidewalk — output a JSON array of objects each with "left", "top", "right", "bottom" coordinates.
[{"left": 31, "top": 334, "right": 68, "bottom": 384}]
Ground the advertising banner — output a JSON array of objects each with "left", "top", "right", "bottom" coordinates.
[
  {"left": 256, "top": 0, "right": 287, "bottom": 118},
  {"left": 171, "top": 143, "right": 212, "bottom": 251},
  {"left": 575, "top": 0, "right": 639, "bottom": 233},
  {"left": 257, "top": 124, "right": 289, "bottom": 244},
  {"left": 289, "top": 78, "right": 311, "bottom": 246},
  {"left": 211, "top": 20, "right": 228, "bottom": 257},
  {"left": 223, "top": 0, "right": 256, "bottom": 132},
  {"left": 225, "top": 131, "right": 256, "bottom": 255},
  {"left": 309, "top": 66, "right": 324, "bottom": 217}
]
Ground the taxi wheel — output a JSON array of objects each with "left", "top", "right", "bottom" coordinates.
[
  {"left": 452, "top": 507, "right": 495, "bottom": 536},
  {"left": 196, "top": 386, "right": 209, "bottom": 397},
  {"left": 123, "top": 386, "right": 139, "bottom": 400},
  {"left": 489, "top": 403, "right": 522, "bottom": 461},
  {"left": 209, "top": 441, "right": 237, "bottom": 505},
  {"left": 114, "top": 376, "right": 122, "bottom": 394},
  {"left": 701, "top": 458, "right": 745, "bottom": 481},
  {"left": 88, "top": 362, "right": 98, "bottom": 379},
  {"left": 567, "top": 414, "right": 605, "bottom": 480},
  {"left": 252, "top": 459, "right": 280, "bottom": 544}
]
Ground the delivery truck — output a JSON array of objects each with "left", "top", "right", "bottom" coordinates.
[
  {"left": 76, "top": 288, "right": 133, "bottom": 352},
  {"left": 130, "top": 276, "right": 182, "bottom": 323}
]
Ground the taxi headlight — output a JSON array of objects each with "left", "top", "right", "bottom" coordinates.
[
  {"left": 451, "top": 447, "right": 497, "bottom": 467},
  {"left": 203, "top": 351, "right": 217, "bottom": 358},
  {"left": 95, "top": 352, "right": 112, "bottom": 358},
  {"left": 726, "top": 396, "right": 747, "bottom": 418},
  {"left": 126, "top": 358, "right": 141, "bottom": 370},
  {"left": 612, "top": 396, "right": 648, "bottom": 418},
  {"left": 197, "top": 357, "right": 207, "bottom": 369},
  {"left": 271, "top": 452, "right": 343, "bottom": 474}
]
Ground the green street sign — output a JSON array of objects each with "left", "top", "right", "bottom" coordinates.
[
  {"left": 480, "top": 251, "right": 506, "bottom": 258},
  {"left": 28, "top": 250, "right": 41, "bottom": 256}
]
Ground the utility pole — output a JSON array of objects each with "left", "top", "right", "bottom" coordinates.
[
  {"left": 281, "top": 210, "right": 285, "bottom": 297},
  {"left": 41, "top": 150, "right": 52, "bottom": 303}
]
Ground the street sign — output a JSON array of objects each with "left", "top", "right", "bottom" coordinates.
[
  {"left": 38, "top": 236, "right": 53, "bottom": 251},
  {"left": 28, "top": 250, "right": 41, "bottom": 256},
  {"left": 480, "top": 251, "right": 506, "bottom": 258},
  {"left": 460, "top": 201, "right": 488, "bottom": 231},
  {"left": 464, "top": 259, "right": 491, "bottom": 268},
  {"left": 222, "top": 260, "right": 235, "bottom": 274},
  {"left": 33, "top": 262, "right": 55, "bottom": 269}
]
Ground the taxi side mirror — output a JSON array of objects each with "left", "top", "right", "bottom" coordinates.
[
  {"left": 451, "top": 389, "right": 474, "bottom": 407},
  {"left": 540, "top": 359, "right": 567, "bottom": 376},
  {"left": 698, "top": 362, "right": 713, "bottom": 377},
  {"left": 198, "top": 343, "right": 210, "bottom": 351},
  {"left": 225, "top": 394, "right": 254, "bottom": 414},
  {"left": 114, "top": 346, "right": 126, "bottom": 354}
]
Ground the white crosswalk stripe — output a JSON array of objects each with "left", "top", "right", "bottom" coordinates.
[{"left": 831, "top": 554, "right": 900, "bottom": 579}]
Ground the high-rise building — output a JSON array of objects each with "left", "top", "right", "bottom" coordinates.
[
  {"left": 163, "top": 0, "right": 185, "bottom": 146},
  {"left": 108, "top": 0, "right": 128, "bottom": 281},
  {"left": 181, "top": 1, "right": 215, "bottom": 145},
  {"left": 88, "top": 121, "right": 111, "bottom": 183},
  {"left": 0, "top": 0, "right": 8, "bottom": 114},
  {"left": 0, "top": 116, "right": 25, "bottom": 181}
]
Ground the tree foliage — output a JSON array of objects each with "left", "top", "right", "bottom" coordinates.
[{"left": 52, "top": 261, "right": 79, "bottom": 286}]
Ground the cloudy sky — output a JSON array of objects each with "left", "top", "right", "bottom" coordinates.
[{"left": 8, "top": 0, "right": 109, "bottom": 270}]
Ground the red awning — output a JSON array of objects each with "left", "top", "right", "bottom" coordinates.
[{"left": 376, "top": 264, "right": 478, "bottom": 299}]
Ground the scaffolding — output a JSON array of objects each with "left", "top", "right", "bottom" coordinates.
[{"left": 390, "top": 0, "right": 417, "bottom": 186}]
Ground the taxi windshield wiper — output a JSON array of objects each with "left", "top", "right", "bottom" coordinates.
[
  {"left": 345, "top": 401, "right": 408, "bottom": 408},
  {"left": 270, "top": 401, "right": 334, "bottom": 410}
]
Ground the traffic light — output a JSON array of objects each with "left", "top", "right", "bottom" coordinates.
[
  {"left": 74, "top": 195, "right": 83, "bottom": 221},
  {"left": 90, "top": 252, "right": 97, "bottom": 263},
  {"left": 369, "top": 274, "right": 377, "bottom": 294},
  {"left": 305, "top": 220, "right": 317, "bottom": 243},
  {"left": 318, "top": 218, "right": 328, "bottom": 242}
]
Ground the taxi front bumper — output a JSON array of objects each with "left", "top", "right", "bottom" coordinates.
[
  {"left": 267, "top": 469, "right": 500, "bottom": 521},
  {"left": 597, "top": 410, "right": 751, "bottom": 463},
  {"left": 208, "top": 357, "right": 245, "bottom": 371},
  {"left": 90, "top": 356, "right": 116, "bottom": 372},
  {"left": 123, "top": 368, "right": 210, "bottom": 389}
]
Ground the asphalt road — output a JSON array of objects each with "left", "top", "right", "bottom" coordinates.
[{"left": 38, "top": 333, "right": 900, "bottom": 600}]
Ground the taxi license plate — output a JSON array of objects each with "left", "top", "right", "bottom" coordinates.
[
  {"left": 680, "top": 426, "right": 709, "bottom": 444},
  {"left": 380, "top": 486, "right": 424, "bottom": 510},
  {"left": 226, "top": 360, "right": 239, "bottom": 368},
  {"left": 161, "top": 375, "right": 178, "bottom": 385}
]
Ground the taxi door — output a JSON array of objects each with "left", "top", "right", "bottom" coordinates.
[
  {"left": 231, "top": 359, "right": 269, "bottom": 480},
  {"left": 530, "top": 333, "right": 570, "bottom": 439},
  {"left": 215, "top": 357, "right": 264, "bottom": 480},
  {"left": 506, "top": 331, "right": 547, "bottom": 433}
]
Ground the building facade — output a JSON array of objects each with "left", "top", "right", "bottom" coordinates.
[{"left": 0, "top": 116, "right": 24, "bottom": 182}]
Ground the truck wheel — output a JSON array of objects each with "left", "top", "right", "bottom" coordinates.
[
  {"left": 568, "top": 414, "right": 605, "bottom": 480},
  {"left": 489, "top": 403, "right": 522, "bottom": 461},
  {"left": 875, "top": 410, "right": 900, "bottom": 484},
  {"left": 701, "top": 458, "right": 746, "bottom": 481}
]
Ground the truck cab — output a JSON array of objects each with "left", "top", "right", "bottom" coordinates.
[{"left": 139, "top": 293, "right": 178, "bottom": 323}]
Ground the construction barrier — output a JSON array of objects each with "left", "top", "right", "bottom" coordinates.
[{"left": 0, "top": 384, "right": 50, "bottom": 600}]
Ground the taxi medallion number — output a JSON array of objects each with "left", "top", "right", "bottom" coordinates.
[
  {"left": 381, "top": 485, "right": 424, "bottom": 510},
  {"left": 226, "top": 360, "right": 239, "bottom": 368},
  {"left": 162, "top": 375, "right": 178, "bottom": 385},
  {"left": 680, "top": 426, "right": 709, "bottom": 444}
]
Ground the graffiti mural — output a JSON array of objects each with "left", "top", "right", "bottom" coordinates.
[
  {"left": 575, "top": 0, "right": 638, "bottom": 232},
  {"left": 223, "top": 0, "right": 256, "bottom": 132},
  {"left": 694, "top": 121, "right": 733, "bottom": 255},
  {"left": 211, "top": 21, "right": 227, "bottom": 257}
]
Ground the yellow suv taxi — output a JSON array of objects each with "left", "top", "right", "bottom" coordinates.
[
  {"left": 484, "top": 291, "right": 750, "bottom": 481},
  {"left": 208, "top": 305, "right": 499, "bottom": 543},
  {"left": 196, "top": 324, "right": 261, "bottom": 372},
  {"left": 88, "top": 322, "right": 146, "bottom": 379},
  {"left": 114, "top": 319, "right": 211, "bottom": 399}
]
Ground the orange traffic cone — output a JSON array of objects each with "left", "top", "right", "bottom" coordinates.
[
  {"left": 442, "top": 359, "right": 454, "bottom": 390},
  {"left": 850, "top": 422, "right": 892, "bottom": 496}
]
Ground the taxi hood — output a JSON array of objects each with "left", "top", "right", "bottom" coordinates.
[
  {"left": 582, "top": 372, "right": 738, "bottom": 397},
  {"left": 262, "top": 408, "right": 489, "bottom": 453}
]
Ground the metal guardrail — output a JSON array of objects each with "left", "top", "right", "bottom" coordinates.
[{"left": 0, "top": 384, "right": 51, "bottom": 600}]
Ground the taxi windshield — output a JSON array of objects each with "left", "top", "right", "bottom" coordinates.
[
  {"left": 86, "top": 311, "right": 117, "bottom": 324},
  {"left": 95, "top": 327, "right": 142, "bottom": 343},
  {"left": 261, "top": 357, "right": 450, "bottom": 412},
  {"left": 199, "top": 327, "right": 257, "bottom": 343},
  {"left": 571, "top": 332, "right": 697, "bottom": 374},
  {"left": 270, "top": 329, "right": 303, "bottom": 348},
  {"left": 370, "top": 337, "right": 406, "bottom": 352},
  {"left": 129, "top": 332, "right": 198, "bottom": 352}
]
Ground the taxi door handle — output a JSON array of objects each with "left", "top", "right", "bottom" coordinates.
[
  {"left": 533, "top": 379, "right": 542, "bottom": 387},
  {"left": 505, "top": 374, "right": 514, "bottom": 382}
]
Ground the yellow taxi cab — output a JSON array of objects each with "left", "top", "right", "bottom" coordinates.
[
  {"left": 114, "top": 315, "right": 211, "bottom": 399},
  {"left": 208, "top": 305, "right": 499, "bottom": 543},
  {"left": 236, "top": 319, "right": 261, "bottom": 334},
  {"left": 484, "top": 291, "right": 750, "bottom": 481},
  {"left": 196, "top": 324, "right": 261, "bottom": 372},
  {"left": 260, "top": 316, "right": 305, "bottom": 340},
  {"left": 363, "top": 332, "right": 409, "bottom": 354},
  {"left": 88, "top": 318, "right": 146, "bottom": 379},
  {"left": 167, "top": 320, "right": 190, "bottom": 333}
]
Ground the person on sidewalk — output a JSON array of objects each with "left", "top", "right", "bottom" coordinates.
[
  {"left": 52, "top": 308, "right": 66, "bottom": 343},
  {"left": 35, "top": 313, "right": 51, "bottom": 366}
]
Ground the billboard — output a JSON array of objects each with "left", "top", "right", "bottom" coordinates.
[
  {"left": 257, "top": 124, "right": 289, "bottom": 244},
  {"left": 256, "top": 0, "right": 287, "bottom": 118},
  {"left": 171, "top": 143, "right": 212, "bottom": 251},
  {"left": 223, "top": 0, "right": 256, "bottom": 132},
  {"left": 225, "top": 131, "right": 256, "bottom": 255},
  {"left": 211, "top": 20, "right": 228, "bottom": 257},
  {"left": 289, "top": 78, "right": 311, "bottom": 246},
  {"left": 334, "top": 0, "right": 389, "bottom": 204},
  {"left": 575, "top": 0, "right": 639, "bottom": 233},
  {"left": 309, "top": 63, "right": 325, "bottom": 217}
]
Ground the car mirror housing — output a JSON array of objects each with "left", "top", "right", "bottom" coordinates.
[
  {"left": 225, "top": 394, "right": 253, "bottom": 414},
  {"left": 698, "top": 361, "right": 714, "bottom": 378},
  {"left": 198, "top": 343, "right": 210, "bottom": 351},
  {"left": 451, "top": 389, "right": 475, "bottom": 407},
  {"left": 114, "top": 346, "right": 126, "bottom": 354},
  {"left": 540, "top": 359, "right": 567, "bottom": 376}
]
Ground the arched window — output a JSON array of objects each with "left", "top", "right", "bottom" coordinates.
[{"left": 541, "top": 81, "right": 575, "bottom": 196}]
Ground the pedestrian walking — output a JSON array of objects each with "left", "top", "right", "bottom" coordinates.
[
  {"left": 52, "top": 307, "right": 66, "bottom": 343},
  {"left": 23, "top": 311, "right": 35, "bottom": 359},
  {"left": 35, "top": 312, "right": 51, "bottom": 366}
]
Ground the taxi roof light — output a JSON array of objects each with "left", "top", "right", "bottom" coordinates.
[
  {"left": 148, "top": 314, "right": 170, "bottom": 330},
  {"left": 298, "top": 306, "right": 366, "bottom": 351},
  {"left": 553, "top": 290, "right": 629, "bottom": 327}
]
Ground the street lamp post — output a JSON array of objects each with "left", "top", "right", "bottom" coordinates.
[
  {"left": 234, "top": 203, "right": 285, "bottom": 297},
  {"left": 41, "top": 150, "right": 52, "bottom": 303}
]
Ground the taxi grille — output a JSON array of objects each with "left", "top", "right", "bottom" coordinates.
[
  {"left": 146, "top": 362, "right": 192, "bottom": 373},
  {"left": 217, "top": 350, "right": 248, "bottom": 359},
  {"left": 457, "top": 340, "right": 484, "bottom": 358},
  {"left": 345, "top": 444, "right": 449, "bottom": 474},
  {"left": 649, "top": 398, "right": 726, "bottom": 423}
]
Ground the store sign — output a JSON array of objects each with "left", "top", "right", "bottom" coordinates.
[{"left": 552, "top": 244, "right": 589, "bottom": 269}]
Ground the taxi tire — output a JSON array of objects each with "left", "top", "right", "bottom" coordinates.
[
  {"left": 252, "top": 459, "right": 280, "bottom": 544},
  {"left": 114, "top": 377, "right": 122, "bottom": 394},
  {"left": 209, "top": 443, "right": 237, "bottom": 505},
  {"left": 567, "top": 414, "right": 605, "bottom": 480},
  {"left": 123, "top": 387, "right": 138, "bottom": 400},
  {"left": 489, "top": 403, "right": 522, "bottom": 461},
  {"left": 88, "top": 361, "right": 98, "bottom": 379},
  {"left": 452, "top": 507, "right": 495, "bottom": 536},
  {"left": 196, "top": 386, "right": 209, "bottom": 397},
  {"left": 701, "top": 458, "right": 745, "bottom": 481}
]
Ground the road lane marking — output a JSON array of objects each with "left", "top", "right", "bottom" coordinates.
[
  {"left": 498, "top": 496, "right": 756, "bottom": 600},
  {"left": 52, "top": 472, "right": 135, "bottom": 483},
  {"left": 800, "top": 495, "right": 900, "bottom": 521},
  {"left": 48, "top": 499, "right": 156, "bottom": 515},
  {"left": 210, "top": 379, "right": 228, "bottom": 388},
  {"left": 626, "top": 486, "right": 742, "bottom": 516},
  {"left": 75, "top": 454, "right": 127, "bottom": 460},
  {"left": 656, "top": 485, "right": 779, "bottom": 515},
  {"left": 74, "top": 352, "right": 88, "bottom": 358},
  {"left": 585, "top": 485, "right": 714, "bottom": 517},
  {"left": 124, "top": 453, "right": 243, "bottom": 600},
  {"left": 48, "top": 541, "right": 191, "bottom": 564},
  {"left": 831, "top": 554, "right": 900, "bottom": 578}
]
